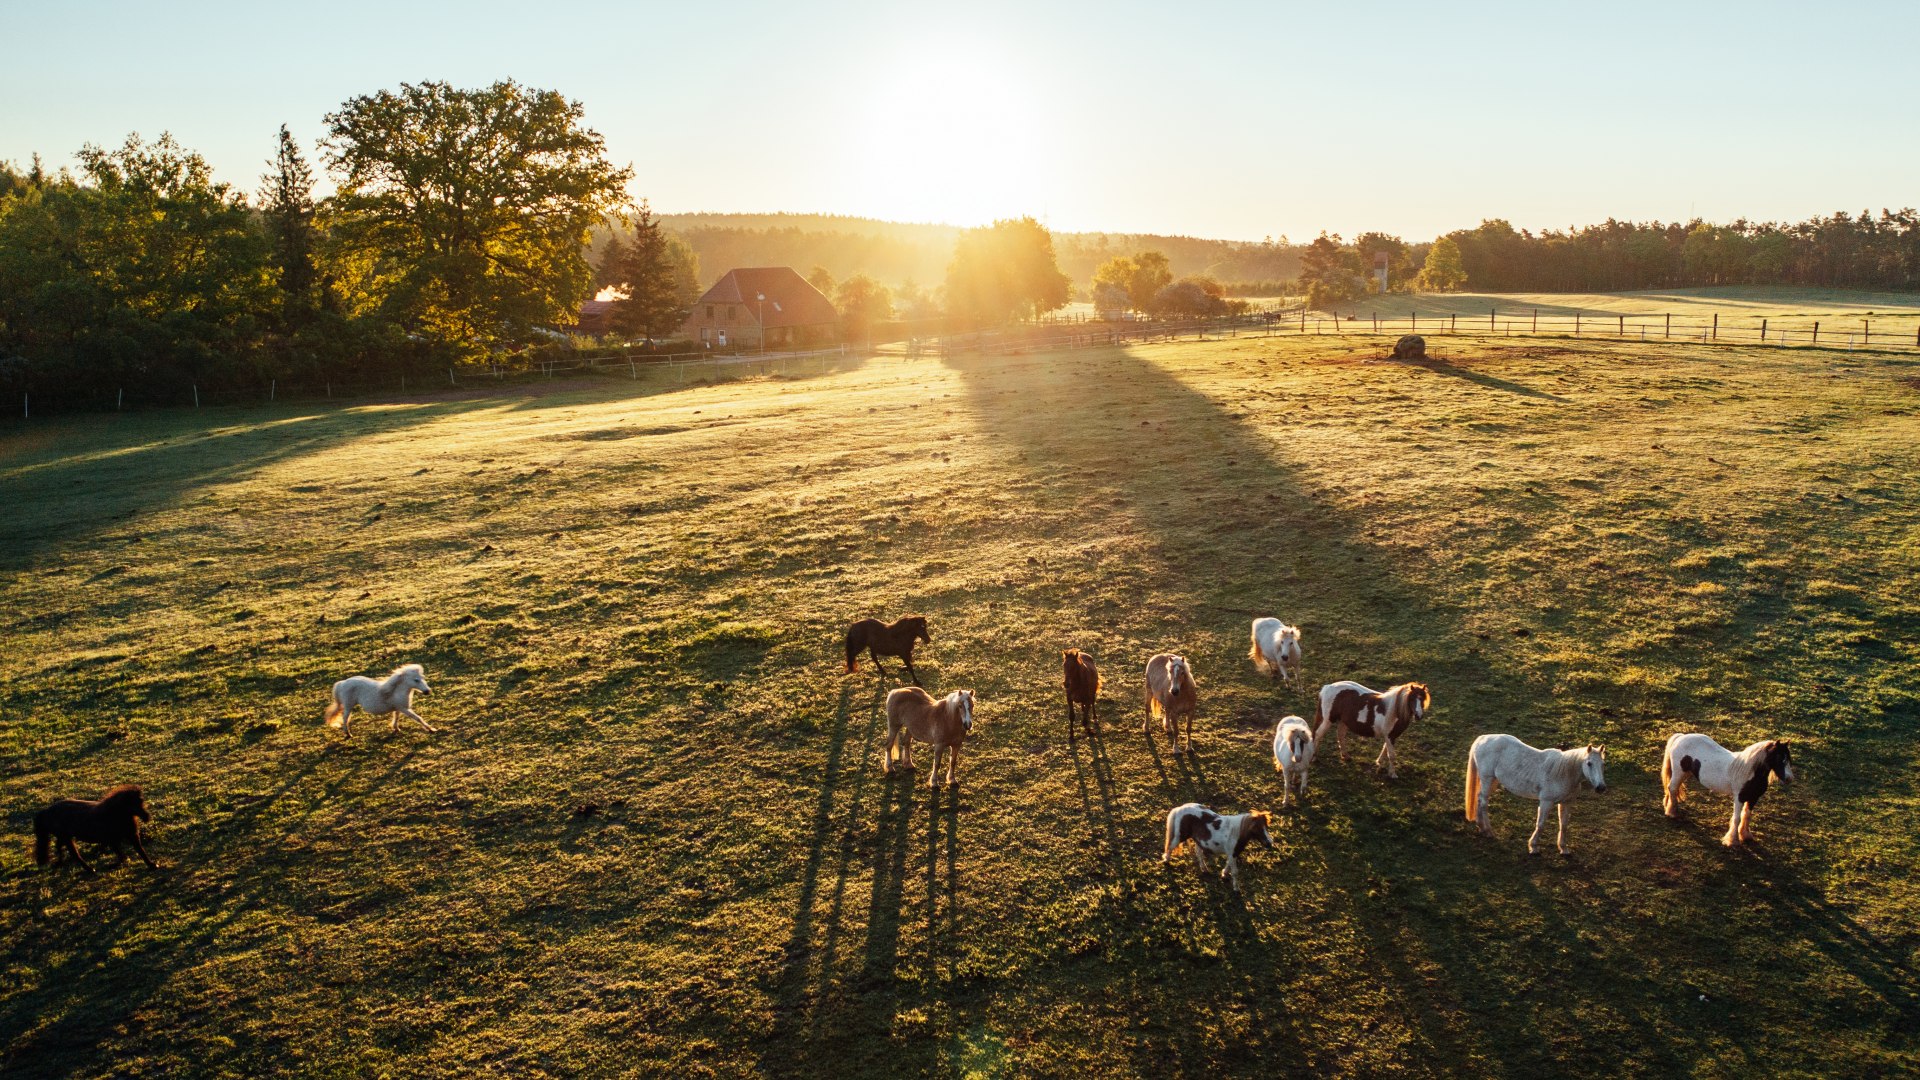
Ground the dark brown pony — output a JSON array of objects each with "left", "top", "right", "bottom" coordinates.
[
  {"left": 34, "top": 784, "right": 157, "bottom": 873},
  {"left": 845, "top": 616, "right": 931, "bottom": 685},
  {"left": 1064, "top": 649, "right": 1099, "bottom": 736}
]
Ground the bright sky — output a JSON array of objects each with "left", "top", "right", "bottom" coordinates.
[{"left": 6, "top": 0, "right": 1917, "bottom": 241}]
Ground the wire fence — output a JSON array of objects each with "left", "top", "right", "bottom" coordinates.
[{"left": 13, "top": 303, "right": 1920, "bottom": 418}]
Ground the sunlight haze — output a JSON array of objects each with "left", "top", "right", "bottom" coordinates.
[{"left": 6, "top": 0, "right": 1918, "bottom": 238}]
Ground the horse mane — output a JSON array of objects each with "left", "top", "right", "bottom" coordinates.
[
  {"left": 385, "top": 664, "right": 423, "bottom": 686},
  {"left": 96, "top": 785, "right": 145, "bottom": 811}
]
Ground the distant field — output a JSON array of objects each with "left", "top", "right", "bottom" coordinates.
[{"left": 3, "top": 332, "right": 1918, "bottom": 1077}]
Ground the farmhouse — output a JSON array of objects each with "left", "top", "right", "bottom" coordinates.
[
  {"left": 576, "top": 298, "right": 615, "bottom": 336},
  {"left": 680, "top": 267, "right": 837, "bottom": 348}
]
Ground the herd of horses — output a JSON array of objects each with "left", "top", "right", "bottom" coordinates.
[
  {"left": 30, "top": 613, "right": 1795, "bottom": 888},
  {"left": 838, "top": 613, "right": 1799, "bottom": 890}
]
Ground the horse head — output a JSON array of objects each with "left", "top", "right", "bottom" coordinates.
[
  {"left": 1246, "top": 811, "right": 1275, "bottom": 850},
  {"left": 1169, "top": 656, "right": 1191, "bottom": 692},
  {"left": 403, "top": 664, "right": 432, "bottom": 695},
  {"left": 1400, "top": 683, "right": 1430, "bottom": 722},
  {"left": 955, "top": 689, "right": 975, "bottom": 731},
  {"left": 908, "top": 616, "right": 931, "bottom": 644},
  {"left": 1584, "top": 744, "right": 1608, "bottom": 793},
  {"left": 1767, "top": 740, "right": 1795, "bottom": 783}
]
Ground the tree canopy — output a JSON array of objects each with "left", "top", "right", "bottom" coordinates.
[
  {"left": 943, "top": 217, "right": 1071, "bottom": 327},
  {"left": 321, "top": 79, "right": 631, "bottom": 353},
  {"left": 1416, "top": 236, "right": 1468, "bottom": 292},
  {"left": 599, "top": 200, "right": 700, "bottom": 341}
]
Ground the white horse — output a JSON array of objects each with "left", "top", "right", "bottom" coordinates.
[
  {"left": 1464, "top": 734, "right": 1607, "bottom": 855},
  {"left": 1248, "top": 618, "right": 1302, "bottom": 684},
  {"left": 1661, "top": 733, "right": 1795, "bottom": 848},
  {"left": 324, "top": 664, "right": 435, "bottom": 737},
  {"left": 1271, "top": 715, "right": 1315, "bottom": 805}
]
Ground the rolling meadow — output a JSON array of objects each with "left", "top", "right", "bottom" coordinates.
[{"left": 3, "top": 329, "right": 1918, "bottom": 1077}]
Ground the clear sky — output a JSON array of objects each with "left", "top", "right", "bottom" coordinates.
[{"left": 5, "top": 0, "right": 1917, "bottom": 241}]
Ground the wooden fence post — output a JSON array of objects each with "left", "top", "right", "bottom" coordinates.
[
  {"left": 1618, "top": 314, "right": 1624, "bottom": 336},
  {"left": 1450, "top": 313, "right": 1457, "bottom": 333},
  {"left": 1532, "top": 309, "right": 1538, "bottom": 333},
  {"left": 1490, "top": 306, "right": 1496, "bottom": 332},
  {"left": 449, "top": 367, "right": 456, "bottom": 385},
  {"left": 1574, "top": 313, "right": 1580, "bottom": 336},
  {"left": 1711, "top": 313, "right": 1717, "bottom": 340},
  {"left": 117, "top": 388, "right": 123, "bottom": 411},
  {"left": 270, "top": 379, "right": 276, "bottom": 402},
  {"left": 1665, "top": 313, "right": 1671, "bottom": 338},
  {"left": 193, "top": 385, "right": 199, "bottom": 408},
  {"left": 1412, "top": 311, "right": 1418, "bottom": 332},
  {"left": 1812, "top": 321, "right": 1819, "bottom": 345},
  {"left": 1760, "top": 318, "right": 1767, "bottom": 341},
  {"left": 1863, "top": 319, "right": 1870, "bottom": 345}
]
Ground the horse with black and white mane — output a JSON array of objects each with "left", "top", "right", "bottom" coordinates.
[
  {"left": 1161, "top": 802, "right": 1274, "bottom": 892},
  {"left": 1661, "top": 733, "right": 1795, "bottom": 848},
  {"left": 1311, "top": 680, "right": 1430, "bottom": 779},
  {"left": 1464, "top": 735, "right": 1607, "bottom": 855},
  {"left": 1248, "top": 618, "right": 1302, "bottom": 684},
  {"left": 1271, "top": 715, "right": 1315, "bottom": 806}
]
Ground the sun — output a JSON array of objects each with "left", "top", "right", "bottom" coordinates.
[{"left": 847, "top": 46, "right": 1060, "bottom": 226}]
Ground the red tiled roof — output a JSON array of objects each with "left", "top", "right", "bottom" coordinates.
[{"left": 695, "top": 267, "right": 838, "bottom": 328}]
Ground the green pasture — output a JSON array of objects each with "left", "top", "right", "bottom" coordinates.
[{"left": 2, "top": 327, "right": 1917, "bottom": 1077}]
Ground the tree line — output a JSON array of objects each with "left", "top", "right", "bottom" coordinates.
[{"left": 0, "top": 80, "right": 629, "bottom": 407}]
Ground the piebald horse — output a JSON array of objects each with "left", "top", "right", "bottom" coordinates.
[
  {"left": 1161, "top": 803, "right": 1274, "bottom": 893},
  {"left": 1661, "top": 733, "right": 1795, "bottom": 848},
  {"left": 882, "top": 687, "right": 975, "bottom": 789},
  {"left": 1312, "top": 680, "right": 1430, "bottom": 779},
  {"left": 1464, "top": 735, "right": 1607, "bottom": 855},
  {"left": 1271, "top": 715, "right": 1315, "bottom": 806}
]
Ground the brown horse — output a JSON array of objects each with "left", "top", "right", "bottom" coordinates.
[
  {"left": 883, "top": 687, "right": 975, "bottom": 788},
  {"left": 34, "top": 785, "right": 157, "bottom": 873},
  {"left": 1146, "top": 653, "right": 1198, "bottom": 754},
  {"left": 1064, "top": 649, "right": 1100, "bottom": 736},
  {"left": 845, "top": 615, "right": 931, "bottom": 685}
]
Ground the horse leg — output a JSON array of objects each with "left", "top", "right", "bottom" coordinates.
[
  {"left": 132, "top": 831, "right": 158, "bottom": 869},
  {"left": 1377, "top": 736, "right": 1397, "bottom": 779},
  {"left": 869, "top": 648, "right": 890, "bottom": 679},
  {"left": 63, "top": 836, "right": 95, "bottom": 874},
  {"left": 1741, "top": 805, "right": 1756, "bottom": 843},
  {"left": 113, "top": 841, "right": 128, "bottom": 867},
  {"left": 1476, "top": 778, "right": 1494, "bottom": 836},
  {"left": 1724, "top": 798, "right": 1744, "bottom": 848},
  {"left": 1191, "top": 845, "right": 1209, "bottom": 876},
  {"left": 902, "top": 654, "right": 921, "bottom": 687},
  {"left": 947, "top": 743, "right": 961, "bottom": 787},
  {"left": 1223, "top": 854, "right": 1239, "bottom": 891},
  {"left": 1556, "top": 802, "right": 1570, "bottom": 855},
  {"left": 1527, "top": 801, "right": 1551, "bottom": 855},
  {"left": 402, "top": 708, "right": 437, "bottom": 733}
]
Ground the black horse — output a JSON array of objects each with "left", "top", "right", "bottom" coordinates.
[
  {"left": 34, "top": 785, "right": 158, "bottom": 873},
  {"left": 844, "top": 615, "right": 931, "bottom": 685}
]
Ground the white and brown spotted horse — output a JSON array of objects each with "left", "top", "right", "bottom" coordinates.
[
  {"left": 1161, "top": 802, "right": 1274, "bottom": 893},
  {"left": 1311, "top": 680, "right": 1430, "bottom": 779},
  {"left": 1662, "top": 733, "right": 1796, "bottom": 848}
]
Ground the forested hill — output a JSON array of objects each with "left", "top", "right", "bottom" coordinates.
[{"left": 625, "top": 212, "right": 1306, "bottom": 292}]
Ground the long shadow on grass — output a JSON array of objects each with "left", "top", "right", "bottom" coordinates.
[
  {"left": 936, "top": 344, "right": 1891, "bottom": 1076},
  {"left": 0, "top": 741, "right": 424, "bottom": 1073}
]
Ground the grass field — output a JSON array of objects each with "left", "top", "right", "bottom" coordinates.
[
  {"left": 1322, "top": 285, "right": 1920, "bottom": 330},
  {"left": 3, "top": 328, "right": 1919, "bottom": 1077}
]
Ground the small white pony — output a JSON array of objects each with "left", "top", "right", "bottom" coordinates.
[
  {"left": 324, "top": 664, "right": 435, "bottom": 737},
  {"left": 1271, "top": 715, "right": 1315, "bottom": 805},
  {"left": 1248, "top": 618, "right": 1302, "bottom": 684},
  {"left": 1661, "top": 733, "right": 1795, "bottom": 848},
  {"left": 1464, "top": 734, "right": 1607, "bottom": 855}
]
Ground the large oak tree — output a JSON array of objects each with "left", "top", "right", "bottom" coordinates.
[{"left": 322, "top": 80, "right": 631, "bottom": 352}]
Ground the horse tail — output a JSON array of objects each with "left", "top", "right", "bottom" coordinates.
[
  {"left": 1660, "top": 748, "right": 1672, "bottom": 791},
  {"left": 844, "top": 628, "right": 860, "bottom": 673},
  {"left": 33, "top": 813, "right": 50, "bottom": 866},
  {"left": 323, "top": 694, "right": 345, "bottom": 729},
  {"left": 1162, "top": 809, "right": 1179, "bottom": 862},
  {"left": 1464, "top": 750, "right": 1481, "bottom": 824}
]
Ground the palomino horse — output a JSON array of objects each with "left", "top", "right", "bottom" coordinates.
[
  {"left": 1249, "top": 618, "right": 1302, "bottom": 684},
  {"left": 1312, "top": 680, "right": 1430, "bottom": 779},
  {"left": 1661, "top": 733, "right": 1795, "bottom": 848},
  {"left": 1145, "top": 654, "right": 1198, "bottom": 754},
  {"left": 882, "top": 687, "right": 975, "bottom": 789},
  {"left": 1464, "top": 735, "right": 1607, "bottom": 855},
  {"left": 325, "top": 663, "right": 434, "bottom": 737},
  {"left": 34, "top": 785, "right": 157, "bottom": 872},
  {"left": 845, "top": 616, "right": 931, "bottom": 685},
  {"left": 1162, "top": 803, "right": 1274, "bottom": 893},
  {"left": 1271, "top": 715, "right": 1316, "bottom": 806},
  {"left": 1063, "top": 648, "right": 1099, "bottom": 736}
]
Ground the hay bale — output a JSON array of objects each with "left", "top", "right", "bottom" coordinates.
[{"left": 1390, "top": 334, "right": 1426, "bottom": 360}]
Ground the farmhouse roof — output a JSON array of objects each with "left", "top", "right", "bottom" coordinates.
[{"left": 696, "top": 267, "right": 838, "bottom": 328}]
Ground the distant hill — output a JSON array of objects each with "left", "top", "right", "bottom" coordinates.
[{"left": 609, "top": 212, "right": 1306, "bottom": 294}]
